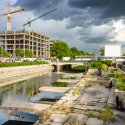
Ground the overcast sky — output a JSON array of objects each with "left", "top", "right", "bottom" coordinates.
[{"left": 0, "top": 0, "right": 125, "bottom": 52}]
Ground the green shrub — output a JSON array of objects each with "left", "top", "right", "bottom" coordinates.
[
  {"left": 101, "top": 60, "right": 112, "bottom": 66},
  {"left": 72, "top": 65, "right": 86, "bottom": 71},
  {"left": 116, "top": 80, "right": 125, "bottom": 91},
  {"left": 90, "top": 61, "right": 102, "bottom": 69},
  {"left": 90, "top": 60, "right": 110, "bottom": 70},
  {"left": 108, "top": 71, "right": 123, "bottom": 78},
  {"left": 101, "top": 64, "right": 108, "bottom": 71},
  {"left": 0, "top": 61, "right": 48, "bottom": 67}
]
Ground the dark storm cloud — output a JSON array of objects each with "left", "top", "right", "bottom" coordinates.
[
  {"left": 15, "top": 0, "right": 60, "bottom": 11},
  {"left": 15, "top": 0, "right": 83, "bottom": 21},
  {"left": 68, "top": 0, "right": 125, "bottom": 18},
  {"left": 15, "top": 0, "right": 125, "bottom": 27},
  {"left": 14, "top": 0, "right": 125, "bottom": 48},
  {"left": 83, "top": 37, "right": 111, "bottom": 43}
]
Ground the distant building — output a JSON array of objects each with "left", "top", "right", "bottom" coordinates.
[
  {"left": 0, "top": 30, "right": 50, "bottom": 59},
  {"left": 105, "top": 44, "right": 121, "bottom": 57}
]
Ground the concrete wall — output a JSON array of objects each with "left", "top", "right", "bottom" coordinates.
[{"left": 0, "top": 64, "right": 50, "bottom": 87}]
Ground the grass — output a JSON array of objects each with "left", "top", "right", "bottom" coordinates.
[
  {"left": 85, "top": 101, "right": 113, "bottom": 123},
  {"left": 86, "top": 109, "right": 113, "bottom": 123},
  {"left": 97, "top": 109, "right": 113, "bottom": 123},
  {"left": 51, "top": 82, "right": 68, "bottom": 87}
]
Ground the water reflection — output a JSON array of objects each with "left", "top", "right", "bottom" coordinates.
[
  {"left": 0, "top": 73, "right": 63, "bottom": 124},
  {"left": 0, "top": 73, "right": 63, "bottom": 105}
]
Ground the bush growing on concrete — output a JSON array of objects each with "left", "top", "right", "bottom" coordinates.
[
  {"left": 108, "top": 71, "right": 123, "bottom": 78},
  {"left": 116, "top": 77, "right": 125, "bottom": 91},
  {"left": 101, "top": 60, "right": 112, "bottom": 66},
  {"left": 108, "top": 71, "right": 125, "bottom": 91},
  {"left": 90, "top": 61, "right": 102, "bottom": 69},
  {"left": 90, "top": 60, "right": 110, "bottom": 71},
  {"left": 101, "top": 64, "right": 108, "bottom": 71}
]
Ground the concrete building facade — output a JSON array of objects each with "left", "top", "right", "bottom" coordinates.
[{"left": 0, "top": 30, "right": 50, "bottom": 59}]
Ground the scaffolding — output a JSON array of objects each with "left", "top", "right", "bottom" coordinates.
[{"left": 0, "top": 30, "right": 50, "bottom": 59}]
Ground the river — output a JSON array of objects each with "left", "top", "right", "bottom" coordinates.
[{"left": 0, "top": 73, "right": 63, "bottom": 125}]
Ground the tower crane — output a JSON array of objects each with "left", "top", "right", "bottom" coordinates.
[
  {"left": 0, "top": 0, "right": 25, "bottom": 32},
  {"left": 23, "top": 8, "right": 57, "bottom": 30}
]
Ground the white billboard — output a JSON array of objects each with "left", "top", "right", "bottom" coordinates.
[{"left": 105, "top": 45, "right": 121, "bottom": 57}]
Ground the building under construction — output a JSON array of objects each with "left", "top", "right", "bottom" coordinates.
[
  {"left": 0, "top": 30, "right": 50, "bottom": 59},
  {"left": 0, "top": 1, "right": 57, "bottom": 59}
]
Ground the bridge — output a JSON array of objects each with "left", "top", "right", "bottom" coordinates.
[{"left": 51, "top": 61, "right": 88, "bottom": 72}]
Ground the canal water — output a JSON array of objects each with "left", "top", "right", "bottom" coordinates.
[{"left": 0, "top": 73, "right": 63, "bottom": 125}]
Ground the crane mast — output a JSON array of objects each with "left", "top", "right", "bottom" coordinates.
[{"left": 7, "top": 2, "right": 11, "bottom": 32}]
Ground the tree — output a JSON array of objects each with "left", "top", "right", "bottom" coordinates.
[
  {"left": 0, "top": 46, "right": 9, "bottom": 57},
  {"left": 84, "top": 52, "right": 93, "bottom": 56},
  {"left": 15, "top": 48, "right": 25, "bottom": 58},
  {"left": 51, "top": 41, "right": 70, "bottom": 59},
  {"left": 2, "top": 51, "right": 9, "bottom": 57},
  {"left": 0, "top": 46, "right": 3, "bottom": 56},
  {"left": 25, "top": 50, "right": 34, "bottom": 58},
  {"left": 70, "top": 47, "right": 78, "bottom": 59},
  {"left": 78, "top": 50, "right": 84, "bottom": 56},
  {"left": 99, "top": 48, "right": 105, "bottom": 56}
]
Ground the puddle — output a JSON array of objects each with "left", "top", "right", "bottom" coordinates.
[
  {"left": 2, "top": 120, "right": 34, "bottom": 125},
  {"left": 30, "top": 91, "right": 64, "bottom": 104},
  {"left": 0, "top": 109, "right": 38, "bottom": 125}
]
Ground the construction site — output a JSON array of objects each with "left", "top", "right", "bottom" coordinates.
[
  {"left": 0, "top": 31, "right": 50, "bottom": 59},
  {"left": 0, "top": 1, "right": 56, "bottom": 59}
]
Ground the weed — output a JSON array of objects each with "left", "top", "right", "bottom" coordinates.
[
  {"left": 72, "top": 87, "right": 80, "bottom": 95},
  {"left": 97, "top": 109, "right": 113, "bottom": 123},
  {"left": 84, "top": 82, "right": 93, "bottom": 88}
]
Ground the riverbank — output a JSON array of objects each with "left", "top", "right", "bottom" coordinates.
[
  {"left": 0, "top": 64, "right": 50, "bottom": 87},
  {"left": 35, "top": 70, "right": 125, "bottom": 125}
]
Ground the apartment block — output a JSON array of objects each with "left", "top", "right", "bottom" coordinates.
[{"left": 0, "top": 30, "right": 50, "bottom": 59}]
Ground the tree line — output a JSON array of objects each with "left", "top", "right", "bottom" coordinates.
[{"left": 50, "top": 41, "right": 93, "bottom": 59}]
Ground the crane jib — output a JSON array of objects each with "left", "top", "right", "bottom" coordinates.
[{"left": 23, "top": 8, "right": 57, "bottom": 26}]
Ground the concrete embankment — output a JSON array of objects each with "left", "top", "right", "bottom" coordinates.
[
  {"left": 0, "top": 64, "right": 50, "bottom": 87},
  {"left": 35, "top": 70, "right": 125, "bottom": 125}
]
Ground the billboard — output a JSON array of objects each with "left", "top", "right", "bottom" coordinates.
[{"left": 105, "top": 45, "right": 121, "bottom": 57}]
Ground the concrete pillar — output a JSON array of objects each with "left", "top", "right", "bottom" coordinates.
[
  {"left": 5, "top": 31, "right": 7, "bottom": 51},
  {"left": 23, "top": 34, "right": 25, "bottom": 57},
  {"left": 56, "top": 59, "right": 60, "bottom": 72},
  {"left": 13, "top": 30, "right": 16, "bottom": 57}
]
